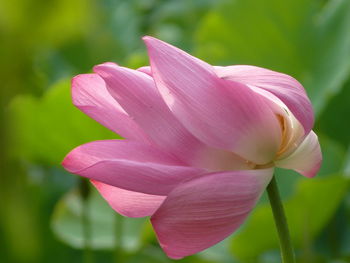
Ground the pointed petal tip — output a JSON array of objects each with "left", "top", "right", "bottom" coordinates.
[
  {"left": 97, "top": 61, "right": 118, "bottom": 67},
  {"left": 71, "top": 73, "right": 99, "bottom": 96},
  {"left": 142, "top": 36, "right": 156, "bottom": 50},
  {"left": 93, "top": 62, "right": 119, "bottom": 73},
  {"left": 61, "top": 157, "right": 67, "bottom": 169},
  {"left": 142, "top": 35, "right": 151, "bottom": 41},
  {"left": 61, "top": 152, "right": 75, "bottom": 173},
  {"left": 142, "top": 36, "right": 170, "bottom": 52},
  {"left": 62, "top": 145, "right": 92, "bottom": 174},
  {"left": 71, "top": 74, "right": 99, "bottom": 93},
  {"left": 142, "top": 35, "right": 157, "bottom": 44}
]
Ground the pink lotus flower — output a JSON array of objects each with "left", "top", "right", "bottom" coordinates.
[{"left": 62, "top": 36, "right": 322, "bottom": 259}]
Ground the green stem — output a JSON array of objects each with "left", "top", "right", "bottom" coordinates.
[{"left": 267, "top": 176, "right": 296, "bottom": 263}]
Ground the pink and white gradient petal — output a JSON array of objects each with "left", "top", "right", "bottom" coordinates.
[
  {"left": 151, "top": 168, "right": 273, "bottom": 259},
  {"left": 215, "top": 65, "right": 314, "bottom": 135},
  {"left": 91, "top": 181, "right": 166, "bottom": 218},
  {"left": 72, "top": 73, "right": 149, "bottom": 142},
  {"left": 62, "top": 140, "right": 205, "bottom": 195},
  {"left": 143, "top": 36, "right": 281, "bottom": 164},
  {"left": 275, "top": 131, "right": 322, "bottom": 178}
]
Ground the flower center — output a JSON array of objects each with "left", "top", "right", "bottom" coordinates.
[{"left": 274, "top": 109, "right": 304, "bottom": 161}]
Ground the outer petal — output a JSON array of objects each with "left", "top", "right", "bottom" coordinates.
[
  {"left": 72, "top": 73, "right": 149, "bottom": 142},
  {"left": 143, "top": 36, "right": 281, "bottom": 164},
  {"left": 62, "top": 140, "right": 205, "bottom": 195},
  {"left": 91, "top": 180, "right": 166, "bottom": 217},
  {"left": 215, "top": 65, "right": 314, "bottom": 135},
  {"left": 93, "top": 63, "right": 203, "bottom": 165},
  {"left": 93, "top": 63, "right": 251, "bottom": 170},
  {"left": 275, "top": 131, "right": 322, "bottom": 177},
  {"left": 151, "top": 168, "right": 273, "bottom": 259}
]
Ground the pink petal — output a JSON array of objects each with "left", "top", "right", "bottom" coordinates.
[
  {"left": 91, "top": 180, "right": 166, "bottom": 217},
  {"left": 137, "top": 66, "right": 152, "bottom": 76},
  {"left": 62, "top": 140, "right": 205, "bottom": 195},
  {"left": 248, "top": 86, "right": 305, "bottom": 159},
  {"left": 275, "top": 131, "right": 322, "bottom": 177},
  {"left": 215, "top": 65, "right": 314, "bottom": 135},
  {"left": 151, "top": 168, "right": 273, "bottom": 259},
  {"left": 72, "top": 73, "right": 149, "bottom": 142},
  {"left": 93, "top": 63, "right": 249, "bottom": 169},
  {"left": 143, "top": 36, "right": 281, "bottom": 164}
]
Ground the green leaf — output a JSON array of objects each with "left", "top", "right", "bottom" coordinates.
[
  {"left": 9, "top": 78, "right": 116, "bottom": 165},
  {"left": 51, "top": 186, "right": 148, "bottom": 251},
  {"left": 344, "top": 147, "right": 350, "bottom": 178},
  {"left": 0, "top": 0, "right": 93, "bottom": 47},
  {"left": 195, "top": 0, "right": 350, "bottom": 115},
  {"left": 316, "top": 77, "right": 350, "bottom": 148},
  {"left": 230, "top": 175, "right": 349, "bottom": 262},
  {"left": 317, "top": 135, "right": 347, "bottom": 176},
  {"left": 198, "top": 237, "right": 237, "bottom": 263}
]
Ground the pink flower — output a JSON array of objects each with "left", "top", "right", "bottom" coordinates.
[{"left": 62, "top": 36, "right": 322, "bottom": 259}]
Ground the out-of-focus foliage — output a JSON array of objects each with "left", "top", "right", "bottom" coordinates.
[
  {"left": 51, "top": 187, "right": 147, "bottom": 251},
  {"left": 196, "top": 0, "right": 350, "bottom": 114},
  {"left": 9, "top": 80, "right": 116, "bottom": 164},
  {"left": 317, "top": 78, "right": 350, "bottom": 148},
  {"left": 2, "top": 0, "right": 350, "bottom": 262},
  {"left": 231, "top": 175, "right": 349, "bottom": 262}
]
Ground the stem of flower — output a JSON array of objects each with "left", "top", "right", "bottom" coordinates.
[{"left": 266, "top": 176, "right": 296, "bottom": 263}]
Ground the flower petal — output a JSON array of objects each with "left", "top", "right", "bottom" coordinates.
[
  {"left": 93, "top": 63, "right": 250, "bottom": 169},
  {"left": 72, "top": 73, "right": 149, "bottom": 142},
  {"left": 248, "top": 86, "right": 305, "bottom": 159},
  {"left": 91, "top": 180, "right": 166, "bottom": 217},
  {"left": 151, "top": 168, "right": 273, "bottom": 259},
  {"left": 137, "top": 66, "right": 152, "bottom": 76},
  {"left": 275, "top": 131, "right": 322, "bottom": 177},
  {"left": 215, "top": 65, "right": 314, "bottom": 135},
  {"left": 62, "top": 140, "right": 205, "bottom": 195},
  {"left": 143, "top": 36, "right": 281, "bottom": 164}
]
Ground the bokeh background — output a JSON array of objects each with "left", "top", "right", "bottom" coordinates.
[{"left": 1, "top": 0, "right": 350, "bottom": 262}]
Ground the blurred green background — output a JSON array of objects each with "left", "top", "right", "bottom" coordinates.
[{"left": 1, "top": 0, "right": 350, "bottom": 262}]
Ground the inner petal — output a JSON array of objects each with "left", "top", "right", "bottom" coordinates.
[{"left": 249, "top": 85, "right": 305, "bottom": 160}]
